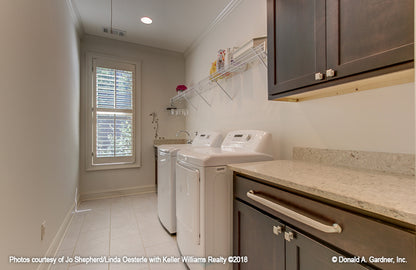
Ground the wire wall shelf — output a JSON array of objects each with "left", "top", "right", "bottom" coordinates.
[{"left": 170, "top": 42, "right": 267, "bottom": 109}]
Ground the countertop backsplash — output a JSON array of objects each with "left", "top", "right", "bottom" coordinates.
[{"left": 293, "top": 147, "right": 415, "bottom": 177}]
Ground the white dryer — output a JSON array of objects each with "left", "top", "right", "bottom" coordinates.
[
  {"left": 157, "top": 131, "right": 222, "bottom": 234},
  {"left": 175, "top": 130, "right": 273, "bottom": 270}
]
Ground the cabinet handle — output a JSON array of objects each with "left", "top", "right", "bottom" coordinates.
[
  {"left": 273, "top": 225, "right": 282, "bottom": 236},
  {"left": 314, "top": 72, "right": 324, "bottom": 80},
  {"left": 326, "top": 69, "right": 335, "bottom": 77},
  {"left": 247, "top": 190, "right": 342, "bottom": 233},
  {"left": 284, "top": 231, "right": 294, "bottom": 242}
]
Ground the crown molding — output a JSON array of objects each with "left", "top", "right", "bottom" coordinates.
[
  {"left": 184, "top": 0, "right": 243, "bottom": 56},
  {"left": 65, "top": 0, "right": 85, "bottom": 36}
]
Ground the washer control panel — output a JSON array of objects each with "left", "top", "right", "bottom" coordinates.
[{"left": 192, "top": 131, "right": 223, "bottom": 147}]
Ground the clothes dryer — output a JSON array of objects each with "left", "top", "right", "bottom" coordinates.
[
  {"left": 176, "top": 130, "right": 273, "bottom": 270},
  {"left": 157, "top": 131, "right": 222, "bottom": 234}
]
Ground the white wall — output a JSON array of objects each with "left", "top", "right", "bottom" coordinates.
[
  {"left": 0, "top": 0, "right": 80, "bottom": 268},
  {"left": 80, "top": 35, "right": 186, "bottom": 196},
  {"left": 185, "top": 0, "right": 415, "bottom": 159}
]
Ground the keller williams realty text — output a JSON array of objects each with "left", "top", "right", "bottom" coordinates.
[{"left": 9, "top": 255, "right": 239, "bottom": 265}]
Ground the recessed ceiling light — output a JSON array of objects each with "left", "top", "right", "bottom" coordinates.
[{"left": 140, "top": 17, "right": 152, "bottom": 24}]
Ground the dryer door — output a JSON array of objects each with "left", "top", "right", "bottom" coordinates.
[{"left": 176, "top": 161, "right": 200, "bottom": 246}]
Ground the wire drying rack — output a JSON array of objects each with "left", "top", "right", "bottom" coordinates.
[{"left": 170, "top": 42, "right": 267, "bottom": 109}]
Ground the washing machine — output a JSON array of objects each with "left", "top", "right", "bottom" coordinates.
[
  {"left": 157, "top": 131, "right": 222, "bottom": 234},
  {"left": 175, "top": 130, "right": 273, "bottom": 270}
]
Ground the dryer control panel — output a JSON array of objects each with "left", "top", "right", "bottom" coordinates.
[
  {"left": 221, "top": 130, "right": 273, "bottom": 157},
  {"left": 230, "top": 134, "right": 252, "bottom": 142}
]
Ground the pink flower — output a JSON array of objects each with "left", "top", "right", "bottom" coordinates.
[{"left": 176, "top": 85, "right": 187, "bottom": 92}]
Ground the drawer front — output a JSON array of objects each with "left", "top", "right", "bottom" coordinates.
[{"left": 234, "top": 175, "right": 415, "bottom": 270}]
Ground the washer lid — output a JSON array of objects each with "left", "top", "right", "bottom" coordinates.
[
  {"left": 177, "top": 147, "right": 273, "bottom": 167},
  {"left": 158, "top": 131, "right": 223, "bottom": 156},
  {"left": 158, "top": 144, "right": 192, "bottom": 155}
]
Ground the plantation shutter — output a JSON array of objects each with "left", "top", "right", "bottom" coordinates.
[{"left": 92, "top": 58, "right": 136, "bottom": 165}]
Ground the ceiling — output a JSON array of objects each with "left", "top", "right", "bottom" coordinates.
[{"left": 72, "top": 0, "right": 232, "bottom": 53}]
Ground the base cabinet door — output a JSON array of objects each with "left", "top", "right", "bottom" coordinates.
[
  {"left": 233, "top": 200, "right": 371, "bottom": 270},
  {"left": 285, "top": 227, "right": 369, "bottom": 270},
  {"left": 233, "top": 200, "right": 285, "bottom": 270}
]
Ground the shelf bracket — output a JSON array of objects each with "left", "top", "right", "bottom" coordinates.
[
  {"left": 183, "top": 95, "right": 197, "bottom": 110},
  {"left": 252, "top": 47, "right": 267, "bottom": 69},
  {"left": 215, "top": 81, "right": 233, "bottom": 100},
  {"left": 195, "top": 86, "right": 211, "bottom": 107}
]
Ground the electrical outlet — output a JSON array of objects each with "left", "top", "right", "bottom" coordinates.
[{"left": 41, "top": 221, "right": 46, "bottom": 241}]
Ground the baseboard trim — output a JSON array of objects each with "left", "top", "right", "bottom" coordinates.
[
  {"left": 80, "top": 185, "right": 156, "bottom": 202},
  {"left": 77, "top": 190, "right": 81, "bottom": 209},
  {"left": 37, "top": 202, "right": 75, "bottom": 270},
  {"left": 35, "top": 186, "right": 155, "bottom": 269}
]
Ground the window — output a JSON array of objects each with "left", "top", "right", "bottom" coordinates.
[{"left": 87, "top": 55, "right": 140, "bottom": 169}]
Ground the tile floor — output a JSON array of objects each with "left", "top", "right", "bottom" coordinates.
[{"left": 51, "top": 193, "right": 187, "bottom": 270}]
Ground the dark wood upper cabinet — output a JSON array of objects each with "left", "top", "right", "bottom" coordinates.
[
  {"left": 326, "top": 0, "right": 414, "bottom": 79},
  {"left": 268, "top": 0, "right": 414, "bottom": 100},
  {"left": 268, "top": 0, "right": 326, "bottom": 93}
]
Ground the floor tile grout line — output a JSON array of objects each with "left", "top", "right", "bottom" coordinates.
[
  {"left": 130, "top": 195, "right": 151, "bottom": 270},
  {"left": 67, "top": 207, "right": 87, "bottom": 269},
  {"left": 108, "top": 199, "right": 112, "bottom": 270},
  {"left": 68, "top": 194, "right": 162, "bottom": 270}
]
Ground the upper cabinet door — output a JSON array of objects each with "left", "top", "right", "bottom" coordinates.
[
  {"left": 268, "top": 0, "right": 414, "bottom": 100},
  {"left": 267, "top": 0, "right": 326, "bottom": 97},
  {"left": 326, "top": 0, "right": 414, "bottom": 80}
]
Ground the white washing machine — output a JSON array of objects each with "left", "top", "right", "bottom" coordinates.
[
  {"left": 157, "top": 131, "right": 222, "bottom": 234},
  {"left": 175, "top": 130, "right": 273, "bottom": 270}
]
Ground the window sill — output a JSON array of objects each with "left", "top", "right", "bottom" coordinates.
[{"left": 86, "top": 162, "right": 141, "bottom": 171}]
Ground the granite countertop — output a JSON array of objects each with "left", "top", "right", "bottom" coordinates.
[
  {"left": 228, "top": 160, "right": 416, "bottom": 225},
  {"left": 153, "top": 138, "right": 187, "bottom": 146}
]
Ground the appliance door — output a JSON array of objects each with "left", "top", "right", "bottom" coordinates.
[
  {"left": 157, "top": 150, "right": 175, "bottom": 233},
  {"left": 176, "top": 161, "right": 201, "bottom": 252}
]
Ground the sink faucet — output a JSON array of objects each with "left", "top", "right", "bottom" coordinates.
[{"left": 176, "top": 130, "right": 192, "bottom": 144}]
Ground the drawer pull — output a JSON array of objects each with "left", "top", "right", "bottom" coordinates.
[{"left": 247, "top": 190, "right": 342, "bottom": 234}]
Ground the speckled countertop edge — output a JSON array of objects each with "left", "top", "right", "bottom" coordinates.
[
  {"left": 228, "top": 160, "right": 416, "bottom": 225},
  {"left": 153, "top": 139, "right": 187, "bottom": 146}
]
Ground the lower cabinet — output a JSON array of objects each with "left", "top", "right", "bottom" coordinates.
[
  {"left": 285, "top": 225, "right": 367, "bottom": 270},
  {"left": 233, "top": 174, "right": 415, "bottom": 270},
  {"left": 234, "top": 200, "right": 368, "bottom": 270},
  {"left": 234, "top": 200, "right": 285, "bottom": 270}
]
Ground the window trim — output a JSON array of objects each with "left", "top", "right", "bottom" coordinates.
[{"left": 85, "top": 52, "right": 141, "bottom": 171}]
